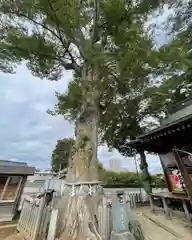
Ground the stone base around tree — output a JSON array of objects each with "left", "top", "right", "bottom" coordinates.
[
  {"left": 55, "top": 182, "right": 145, "bottom": 240},
  {"left": 55, "top": 182, "right": 108, "bottom": 240}
]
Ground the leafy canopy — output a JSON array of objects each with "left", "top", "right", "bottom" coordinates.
[
  {"left": 50, "top": 31, "right": 170, "bottom": 158},
  {"left": 0, "top": 0, "right": 168, "bottom": 77},
  {"left": 145, "top": 6, "right": 192, "bottom": 113},
  {"left": 103, "top": 4, "right": 192, "bottom": 156}
]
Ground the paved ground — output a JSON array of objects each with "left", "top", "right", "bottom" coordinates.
[
  {"left": 4, "top": 208, "right": 192, "bottom": 240},
  {"left": 0, "top": 226, "right": 17, "bottom": 239},
  {"left": 135, "top": 208, "right": 192, "bottom": 240},
  {"left": 4, "top": 233, "right": 22, "bottom": 240}
]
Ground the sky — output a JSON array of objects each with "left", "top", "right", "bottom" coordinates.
[{"left": 0, "top": 7, "right": 173, "bottom": 174}]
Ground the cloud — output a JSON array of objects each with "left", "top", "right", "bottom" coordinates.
[{"left": 0, "top": 65, "right": 74, "bottom": 169}]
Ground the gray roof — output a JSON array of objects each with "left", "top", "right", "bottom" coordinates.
[
  {"left": 0, "top": 160, "right": 35, "bottom": 175},
  {"left": 0, "top": 160, "right": 27, "bottom": 166},
  {"left": 138, "top": 113, "right": 192, "bottom": 140}
]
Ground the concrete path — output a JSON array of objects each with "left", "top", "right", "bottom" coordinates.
[
  {"left": 0, "top": 224, "right": 17, "bottom": 230},
  {"left": 137, "top": 213, "right": 179, "bottom": 240},
  {"left": 4, "top": 233, "right": 23, "bottom": 240},
  {"left": 0, "top": 227, "right": 20, "bottom": 240},
  {"left": 4, "top": 209, "right": 192, "bottom": 240},
  {"left": 135, "top": 210, "right": 192, "bottom": 240}
]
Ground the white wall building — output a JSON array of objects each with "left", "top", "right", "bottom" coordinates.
[{"left": 108, "top": 159, "right": 128, "bottom": 172}]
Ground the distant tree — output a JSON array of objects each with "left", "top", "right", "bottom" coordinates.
[
  {"left": 51, "top": 138, "right": 75, "bottom": 172},
  {"left": 103, "top": 170, "right": 138, "bottom": 186},
  {"left": 102, "top": 170, "right": 118, "bottom": 185}
]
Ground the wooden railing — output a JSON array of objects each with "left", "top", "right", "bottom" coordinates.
[{"left": 17, "top": 195, "right": 52, "bottom": 240}]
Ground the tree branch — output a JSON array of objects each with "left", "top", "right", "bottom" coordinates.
[
  {"left": 46, "top": 0, "right": 85, "bottom": 60},
  {"left": 47, "top": 0, "right": 82, "bottom": 73},
  {"left": 92, "top": 0, "right": 100, "bottom": 43},
  {"left": 7, "top": 9, "right": 81, "bottom": 73},
  {"left": 3, "top": 39, "right": 76, "bottom": 72},
  {"left": 70, "top": 30, "right": 85, "bottom": 58}
]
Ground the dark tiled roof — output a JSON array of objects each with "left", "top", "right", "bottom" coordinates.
[
  {"left": 138, "top": 113, "right": 192, "bottom": 140},
  {"left": 0, "top": 165, "right": 35, "bottom": 175}
]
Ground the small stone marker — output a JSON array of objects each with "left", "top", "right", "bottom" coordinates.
[
  {"left": 111, "top": 191, "right": 144, "bottom": 240},
  {"left": 47, "top": 209, "right": 59, "bottom": 240},
  {"left": 111, "top": 191, "right": 129, "bottom": 234}
]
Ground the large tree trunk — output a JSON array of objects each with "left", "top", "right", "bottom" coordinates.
[
  {"left": 57, "top": 67, "right": 104, "bottom": 240},
  {"left": 55, "top": 65, "right": 145, "bottom": 239},
  {"left": 138, "top": 150, "right": 152, "bottom": 194}
]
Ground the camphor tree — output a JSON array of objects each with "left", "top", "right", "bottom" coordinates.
[
  {"left": 52, "top": 37, "right": 169, "bottom": 196},
  {"left": 0, "top": 0, "right": 166, "bottom": 239}
]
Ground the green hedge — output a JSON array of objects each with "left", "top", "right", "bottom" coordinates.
[{"left": 99, "top": 170, "right": 167, "bottom": 188}]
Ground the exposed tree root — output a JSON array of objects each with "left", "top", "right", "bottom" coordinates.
[
  {"left": 128, "top": 220, "right": 145, "bottom": 240},
  {"left": 56, "top": 184, "right": 105, "bottom": 240}
]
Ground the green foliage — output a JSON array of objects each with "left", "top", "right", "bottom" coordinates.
[
  {"left": 51, "top": 138, "right": 75, "bottom": 172},
  {"left": 51, "top": 30, "right": 168, "bottom": 157},
  {"left": 97, "top": 160, "right": 105, "bottom": 172},
  {"left": 149, "top": 12, "right": 192, "bottom": 107},
  {"left": 97, "top": 160, "right": 106, "bottom": 180},
  {"left": 40, "top": 1, "right": 180, "bottom": 163},
  {"left": 150, "top": 1, "right": 192, "bottom": 106},
  {"left": 0, "top": 0, "right": 167, "bottom": 122},
  {"left": 0, "top": 0, "right": 88, "bottom": 78},
  {"left": 101, "top": 170, "right": 166, "bottom": 188},
  {"left": 0, "top": 0, "right": 164, "bottom": 77}
]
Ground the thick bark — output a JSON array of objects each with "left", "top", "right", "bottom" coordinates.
[
  {"left": 138, "top": 150, "right": 152, "bottom": 194},
  {"left": 56, "top": 184, "right": 104, "bottom": 240},
  {"left": 67, "top": 67, "right": 99, "bottom": 183},
  {"left": 56, "top": 67, "right": 104, "bottom": 240}
]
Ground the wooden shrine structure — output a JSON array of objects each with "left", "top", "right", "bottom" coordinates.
[
  {"left": 0, "top": 160, "right": 35, "bottom": 222},
  {"left": 128, "top": 98, "right": 192, "bottom": 222}
]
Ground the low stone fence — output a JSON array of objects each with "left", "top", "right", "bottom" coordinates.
[{"left": 105, "top": 191, "right": 143, "bottom": 208}]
